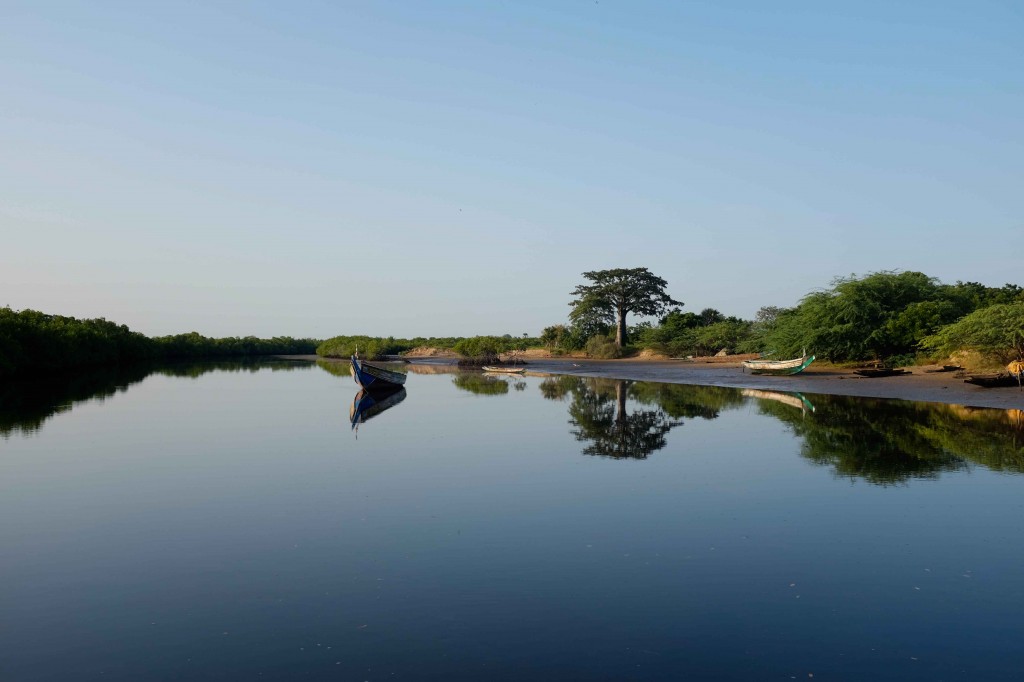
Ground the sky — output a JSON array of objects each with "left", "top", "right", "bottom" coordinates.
[{"left": 2, "top": 1, "right": 1021, "bottom": 339}]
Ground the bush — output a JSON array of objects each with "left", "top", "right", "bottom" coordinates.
[
  {"left": 453, "top": 336, "right": 503, "bottom": 365},
  {"left": 585, "top": 335, "right": 621, "bottom": 359},
  {"left": 921, "top": 301, "right": 1024, "bottom": 365}
]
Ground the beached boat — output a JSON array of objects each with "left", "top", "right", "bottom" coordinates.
[
  {"left": 349, "top": 386, "right": 407, "bottom": 429},
  {"left": 741, "top": 355, "right": 815, "bottom": 376},
  {"left": 964, "top": 373, "right": 1021, "bottom": 388},
  {"left": 351, "top": 354, "right": 407, "bottom": 390},
  {"left": 482, "top": 366, "right": 526, "bottom": 374},
  {"left": 854, "top": 368, "right": 911, "bottom": 378}
]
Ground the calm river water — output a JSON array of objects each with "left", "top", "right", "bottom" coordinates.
[{"left": 2, "top": 360, "right": 1023, "bottom": 680}]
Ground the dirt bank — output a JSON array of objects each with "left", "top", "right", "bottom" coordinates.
[{"left": 408, "top": 357, "right": 1024, "bottom": 410}]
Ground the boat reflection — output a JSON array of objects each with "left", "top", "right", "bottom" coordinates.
[
  {"left": 349, "top": 386, "right": 407, "bottom": 432},
  {"left": 741, "top": 388, "right": 815, "bottom": 412}
]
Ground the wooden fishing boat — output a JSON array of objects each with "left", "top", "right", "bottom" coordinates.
[
  {"left": 964, "top": 373, "right": 1022, "bottom": 388},
  {"left": 482, "top": 366, "right": 526, "bottom": 374},
  {"left": 349, "top": 386, "right": 407, "bottom": 429},
  {"left": 853, "top": 368, "right": 911, "bottom": 378},
  {"left": 351, "top": 354, "right": 407, "bottom": 390},
  {"left": 741, "top": 355, "right": 815, "bottom": 376}
]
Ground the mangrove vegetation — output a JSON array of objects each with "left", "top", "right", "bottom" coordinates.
[{"left": 0, "top": 307, "right": 320, "bottom": 378}]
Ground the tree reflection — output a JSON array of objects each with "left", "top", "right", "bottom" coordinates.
[
  {"left": 758, "top": 395, "right": 1024, "bottom": 484},
  {"left": 452, "top": 373, "right": 510, "bottom": 395},
  {"left": 630, "top": 382, "right": 745, "bottom": 420},
  {"left": 540, "top": 375, "right": 1024, "bottom": 480},
  {"left": 541, "top": 377, "right": 685, "bottom": 459},
  {"left": 1, "top": 360, "right": 310, "bottom": 438}
]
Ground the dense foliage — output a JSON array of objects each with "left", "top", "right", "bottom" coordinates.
[
  {"left": 758, "top": 274, "right": 1023, "bottom": 363},
  {"left": 921, "top": 302, "right": 1024, "bottom": 364},
  {"left": 544, "top": 270, "right": 1024, "bottom": 364},
  {"left": 317, "top": 334, "right": 539, "bottom": 362},
  {"left": 0, "top": 307, "right": 319, "bottom": 378},
  {"left": 316, "top": 335, "right": 418, "bottom": 360},
  {"left": 637, "top": 308, "right": 754, "bottom": 357}
]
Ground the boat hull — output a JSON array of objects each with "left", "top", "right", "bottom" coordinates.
[
  {"left": 482, "top": 366, "right": 526, "bottom": 374},
  {"left": 964, "top": 373, "right": 1022, "bottom": 388},
  {"left": 742, "top": 355, "right": 815, "bottom": 376},
  {"left": 351, "top": 356, "right": 407, "bottom": 390},
  {"left": 854, "top": 368, "right": 911, "bottom": 378}
]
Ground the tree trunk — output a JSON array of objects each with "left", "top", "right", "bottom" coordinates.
[
  {"left": 615, "top": 380, "right": 627, "bottom": 452},
  {"left": 615, "top": 307, "right": 627, "bottom": 348}
]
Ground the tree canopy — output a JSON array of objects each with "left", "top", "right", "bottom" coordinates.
[
  {"left": 759, "top": 271, "right": 978, "bottom": 362},
  {"left": 569, "top": 267, "right": 681, "bottom": 348},
  {"left": 921, "top": 301, "right": 1024, "bottom": 364}
]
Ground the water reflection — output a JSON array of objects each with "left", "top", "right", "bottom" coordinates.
[
  {"left": 762, "top": 396, "right": 1024, "bottom": 484},
  {"left": 349, "top": 387, "right": 407, "bottom": 432},
  {"left": 452, "top": 373, "right": 510, "bottom": 395},
  {"left": 629, "top": 381, "right": 745, "bottom": 419},
  {"left": 4, "top": 362, "right": 1023, "bottom": 485},
  {"left": 0, "top": 364, "right": 150, "bottom": 438},
  {"left": 541, "top": 377, "right": 689, "bottom": 459},
  {"left": 538, "top": 376, "right": 1024, "bottom": 481},
  {"left": 741, "top": 388, "right": 815, "bottom": 413},
  {"left": 0, "top": 360, "right": 310, "bottom": 438}
]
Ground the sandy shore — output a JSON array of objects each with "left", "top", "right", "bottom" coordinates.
[
  {"left": 459, "top": 357, "right": 1024, "bottom": 410},
  {"left": 514, "top": 358, "right": 1024, "bottom": 410},
  {"left": 296, "top": 355, "right": 1024, "bottom": 410}
]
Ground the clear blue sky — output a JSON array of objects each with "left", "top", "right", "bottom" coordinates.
[{"left": 2, "top": 1, "right": 1021, "bottom": 338}]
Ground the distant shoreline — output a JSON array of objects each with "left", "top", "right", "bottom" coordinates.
[{"left": 288, "top": 355, "right": 1024, "bottom": 410}]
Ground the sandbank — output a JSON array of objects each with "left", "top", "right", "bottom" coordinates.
[
  {"left": 424, "top": 357, "right": 1023, "bottom": 410},
  {"left": 298, "top": 354, "right": 1024, "bottom": 410}
]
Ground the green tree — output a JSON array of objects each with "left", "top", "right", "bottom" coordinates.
[
  {"left": 921, "top": 301, "right": 1024, "bottom": 364},
  {"left": 569, "top": 268, "right": 682, "bottom": 349},
  {"left": 762, "top": 271, "right": 950, "bottom": 362}
]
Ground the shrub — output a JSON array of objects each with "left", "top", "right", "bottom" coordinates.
[{"left": 585, "top": 335, "right": 621, "bottom": 359}]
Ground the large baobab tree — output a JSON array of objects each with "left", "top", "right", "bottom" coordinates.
[{"left": 569, "top": 267, "right": 682, "bottom": 348}]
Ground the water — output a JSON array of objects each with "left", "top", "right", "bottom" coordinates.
[{"left": 2, "top": 360, "right": 1023, "bottom": 680}]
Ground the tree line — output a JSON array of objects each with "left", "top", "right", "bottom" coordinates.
[
  {"left": 317, "top": 334, "right": 541, "bottom": 363},
  {"left": 0, "top": 307, "right": 320, "bottom": 378},
  {"left": 544, "top": 268, "right": 1024, "bottom": 366}
]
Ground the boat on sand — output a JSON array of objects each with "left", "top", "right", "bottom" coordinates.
[
  {"left": 741, "top": 355, "right": 815, "bottom": 376},
  {"left": 964, "top": 373, "right": 1021, "bottom": 389},
  {"left": 854, "top": 368, "right": 911, "bottom": 378},
  {"left": 482, "top": 366, "right": 526, "bottom": 374}
]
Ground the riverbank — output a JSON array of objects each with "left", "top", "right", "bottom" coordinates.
[
  {"left": 298, "top": 355, "right": 1024, "bottom": 410},
  {"left": 520, "top": 358, "right": 1024, "bottom": 410}
]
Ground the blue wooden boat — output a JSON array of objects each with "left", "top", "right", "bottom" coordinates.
[
  {"left": 349, "top": 387, "right": 407, "bottom": 430},
  {"left": 351, "top": 354, "right": 407, "bottom": 390}
]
